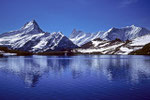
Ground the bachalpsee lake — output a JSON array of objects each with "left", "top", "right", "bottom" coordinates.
[{"left": 0, "top": 55, "right": 150, "bottom": 100}]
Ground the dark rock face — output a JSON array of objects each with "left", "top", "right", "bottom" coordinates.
[{"left": 129, "top": 43, "right": 150, "bottom": 55}]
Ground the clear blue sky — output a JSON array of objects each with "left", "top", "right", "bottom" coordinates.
[{"left": 0, "top": 0, "right": 150, "bottom": 36}]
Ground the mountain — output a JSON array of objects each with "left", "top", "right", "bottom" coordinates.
[
  {"left": 0, "top": 21, "right": 150, "bottom": 55},
  {"left": 0, "top": 20, "right": 77, "bottom": 53},
  {"left": 129, "top": 42, "right": 150, "bottom": 55},
  {"left": 101, "top": 25, "right": 150, "bottom": 41},
  {"left": 74, "top": 34, "right": 150, "bottom": 55},
  {"left": 69, "top": 29, "right": 104, "bottom": 46},
  {"left": 73, "top": 38, "right": 127, "bottom": 54},
  {"left": 0, "top": 20, "right": 44, "bottom": 38},
  {"left": 70, "top": 25, "right": 150, "bottom": 46}
]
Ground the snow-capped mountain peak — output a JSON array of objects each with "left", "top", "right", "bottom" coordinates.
[
  {"left": 21, "top": 20, "right": 44, "bottom": 33},
  {"left": 125, "top": 25, "right": 138, "bottom": 28},
  {"left": 69, "top": 29, "right": 104, "bottom": 46},
  {"left": 70, "top": 25, "right": 150, "bottom": 46},
  {"left": 72, "top": 28, "right": 77, "bottom": 33},
  {"left": 51, "top": 32, "right": 64, "bottom": 39},
  {"left": 70, "top": 29, "right": 84, "bottom": 39},
  {"left": 0, "top": 20, "right": 77, "bottom": 52},
  {"left": 101, "top": 25, "right": 150, "bottom": 41},
  {"left": 21, "top": 20, "right": 36, "bottom": 29}
]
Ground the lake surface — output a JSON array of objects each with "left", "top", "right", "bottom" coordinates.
[{"left": 0, "top": 55, "right": 150, "bottom": 100}]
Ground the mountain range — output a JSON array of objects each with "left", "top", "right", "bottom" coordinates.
[
  {"left": 70, "top": 25, "right": 150, "bottom": 46},
  {"left": 0, "top": 20, "right": 77, "bottom": 53},
  {"left": 0, "top": 20, "right": 150, "bottom": 55}
]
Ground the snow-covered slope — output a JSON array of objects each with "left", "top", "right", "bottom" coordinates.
[
  {"left": 74, "top": 38, "right": 126, "bottom": 54},
  {"left": 130, "top": 34, "right": 150, "bottom": 46},
  {"left": 32, "top": 32, "right": 78, "bottom": 52},
  {"left": 101, "top": 25, "right": 150, "bottom": 41},
  {"left": 0, "top": 20, "right": 44, "bottom": 38},
  {"left": 0, "top": 20, "right": 77, "bottom": 52},
  {"left": 69, "top": 29, "right": 104, "bottom": 46},
  {"left": 69, "top": 25, "right": 150, "bottom": 46},
  {"left": 74, "top": 34, "right": 150, "bottom": 55}
]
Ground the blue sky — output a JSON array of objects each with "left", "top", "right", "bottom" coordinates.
[{"left": 0, "top": 0, "right": 150, "bottom": 36}]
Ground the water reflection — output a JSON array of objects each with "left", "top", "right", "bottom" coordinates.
[{"left": 0, "top": 55, "right": 150, "bottom": 87}]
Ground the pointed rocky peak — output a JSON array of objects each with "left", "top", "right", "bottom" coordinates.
[
  {"left": 124, "top": 25, "right": 145, "bottom": 33},
  {"left": 72, "top": 28, "right": 83, "bottom": 33},
  {"left": 72, "top": 28, "right": 77, "bottom": 33},
  {"left": 57, "top": 31, "right": 63, "bottom": 35},
  {"left": 21, "top": 20, "right": 44, "bottom": 33},
  {"left": 130, "top": 25, "right": 143, "bottom": 31},
  {"left": 51, "top": 31, "right": 64, "bottom": 37},
  {"left": 70, "top": 29, "right": 85, "bottom": 38},
  {"left": 57, "top": 31, "right": 64, "bottom": 37},
  {"left": 71, "top": 29, "right": 79, "bottom": 35},
  {"left": 22, "top": 20, "right": 37, "bottom": 29}
]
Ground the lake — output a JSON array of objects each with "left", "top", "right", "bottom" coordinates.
[{"left": 0, "top": 55, "right": 150, "bottom": 100}]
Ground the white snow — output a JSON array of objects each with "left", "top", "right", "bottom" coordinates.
[
  {"left": 1, "top": 20, "right": 150, "bottom": 55},
  {"left": 51, "top": 32, "right": 64, "bottom": 50},
  {"left": 100, "top": 25, "right": 150, "bottom": 41},
  {"left": 92, "top": 41, "right": 102, "bottom": 47},
  {"left": 119, "top": 47, "right": 133, "bottom": 54},
  {"left": 12, "top": 33, "right": 45, "bottom": 48},
  {"left": 70, "top": 30, "right": 104, "bottom": 46},
  {"left": 23, "top": 21, "right": 34, "bottom": 29},
  {"left": 76, "top": 49, "right": 101, "bottom": 53},
  {"left": 33, "top": 39, "right": 48, "bottom": 49},
  {"left": 76, "top": 42, "right": 124, "bottom": 54},
  {"left": 130, "top": 34, "right": 150, "bottom": 46},
  {"left": 32, "top": 32, "right": 66, "bottom": 52},
  {"left": 2, "top": 53, "right": 17, "bottom": 56}
]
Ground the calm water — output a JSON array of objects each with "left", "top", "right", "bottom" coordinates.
[{"left": 0, "top": 55, "right": 150, "bottom": 100}]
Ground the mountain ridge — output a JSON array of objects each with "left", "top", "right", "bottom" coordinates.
[
  {"left": 0, "top": 20, "right": 78, "bottom": 53},
  {"left": 0, "top": 20, "right": 150, "bottom": 55},
  {"left": 70, "top": 25, "right": 150, "bottom": 46}
]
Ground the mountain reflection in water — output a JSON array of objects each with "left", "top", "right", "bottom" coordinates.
[{"left": 0, "top": 55, "right": 150, "bottom": 87}]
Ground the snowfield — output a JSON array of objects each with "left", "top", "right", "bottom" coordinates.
[{"left": 74, "top": 34, "right": 150, "bottom": 55}]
